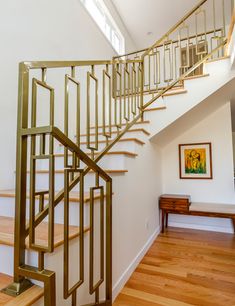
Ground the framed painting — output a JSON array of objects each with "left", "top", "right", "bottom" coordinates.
[{"left": 179, "top": 142, "right": 212, "bottom": 179}]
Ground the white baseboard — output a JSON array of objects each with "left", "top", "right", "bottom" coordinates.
[
  {"left": 112, "top": 226, "right": 161, "bottom": 302},
  {"left": 169, "top": 221, "right": 234, "bottom": 234}
]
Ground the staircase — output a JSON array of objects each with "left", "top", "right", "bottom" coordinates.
[{"left": 0, "top": 0, "right": 234, "bottom": 305}]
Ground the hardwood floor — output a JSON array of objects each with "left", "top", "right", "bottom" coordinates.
[{"left": 113, "top": 227, "right": 235, "bottom": 306}]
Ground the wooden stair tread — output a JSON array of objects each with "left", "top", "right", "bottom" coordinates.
[
  {"left": 144, "top": 106, "right": 166, "bottom": 112},
  {"left": 0, "top": 216, "right": 89, "bottom": 248},
  {"left": 143, "top": 84, "right": 184, "bottom": 96},
  {"left": 184, "top": 73, "right": 210, "bottom": 81},
  {"left": 0, "top": 189, "right": 110, "bottom": 203},
  {"left": 54, "top": 151, "right": 138, "bottom": 158},
  {"left": 59, "top": 137, "right": 145, "bottom": 146},
  {"left": 26, "top": 169, "right": 128, "bottom": 174},
  {"left": 0, "top": 273, "right": 43, "bottom": 306},
  {"left": 80, "top": 128, "right": 150, "bottom": 137},
  {"left": 81, "top": 137, "right": 145, "bottom": 145},
  {"left": 89, "top": 120, "right": 150, "bottom": 129},
  {"left": 162, "top": 89, "right": 187, "bottom": 97}
]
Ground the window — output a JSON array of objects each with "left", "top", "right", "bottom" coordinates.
[{"left": 80, "top": 0, "right": 125, "bottom": 55}]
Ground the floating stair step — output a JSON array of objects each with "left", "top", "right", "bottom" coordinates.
[
  {"left": 54, "top": 151, "right": 138, "bottom": 158},
  {"left": 80, "top": 128, "right": 150, "bottom": 137},
  {"left": 62, "top": 138, "right": 145, "bottom": 146},
  {"left": 27, "top": 169, "right": 128, "bottom": 175},
  {"left": 59, "top": 137, "right": 145, "bottom": 147},
  {"left": 184, "top": 73, "right": 210, "bottom": 80},
  {"left": 0, "top": 273, "right": 43, "bottom": 306},
  {"left": 144, "top": 106, "right": 167, "bottom": 113},
  {"left": 89, "top": 120, "right": 150, "bottom": 130},
  {"left": 162, "top": 89, "right": 187, "bottom": 97},
  {"left": 143, "top": 84, "right": 184, "bottom": 96},
  {"left": 0, "top": 190, "right": 109, "bottom": 204},
  {"left": 0, "top": 216, "right": 89, "bottom": 248}
]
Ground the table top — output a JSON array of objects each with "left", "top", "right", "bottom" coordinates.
[{"left": 160, "top": 194, "right": 191, "bottom": 200}]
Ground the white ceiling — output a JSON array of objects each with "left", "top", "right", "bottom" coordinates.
[{"left": 111, "top": 0, "right": 199, "bottom": 49}]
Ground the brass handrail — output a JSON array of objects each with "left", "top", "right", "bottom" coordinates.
[
  {"left": 113, "top": 27, "right": 224, "bottom": 61},
  {"left": 24, "top": 60, "right": 112, "bottom": 69},
  {"left": 141, "top": 0, "right": 208, "bottom": 58},
  {"left": 113, "top": 0, "right": 208, "bottom": 60}
]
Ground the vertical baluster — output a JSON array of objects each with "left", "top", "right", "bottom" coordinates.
[
  {"left": 65, "top": 67, "right": 80, "bottom": 169},
  {"left": 174, "top": 42, "right": 180, "bottom": 81},
  {"left": 64, "top": 74, "right": 69, "bottom": 168},
  {"left": 64, "top": 169, "right": 84, "bottom": 301},
  {"left": 38, "top": 252, "right": 44, "bottom": 272},
  {"left": 103, "top": 64, "right": 112, "bottom": 147},
  {"left": 211, "top": 0, "right": 221, "bottom": 58},
  {"left": 140, "top": 60, "right": 144, "bottom": 121},
  {"left": 131, "top": 63, "right": 137, "bottom": 116},
  {"left": 48, "top": 82, "right": 55, "bottom": 254},
  {"left": 87, "top": 65, "right": 98, "bottom": 159},
  {"left": 124, "top": 63, "right": 130, "bottom": 122},
  {"left": 29, "top": 78, "right": 55, "bottom": 253},
  {"left": 195, "top": 7, "right": 207, "bottom": 63},
  {"left": 114, "top": 63, "right": 122, "bottom": 131},
  {"left": 179, "top": 25, "right": 190, "bottom": 77},
  {"left": 72, "top": 291, "right": 77, "bottom": 306},
  {"left": 164, "top": 39, "right": 174, "bottom": 84},
  {"left": 222, "top": 0, "right": 226, "bottom": 56},
  {"left": 89, "top": 185, "right": 104, "bottom": 298},
  {"left": 105, "top": 180, "right": 112, "bottom": 303},
  {"left": 37, "top": 190, "right": 45, "bottom": 272}
]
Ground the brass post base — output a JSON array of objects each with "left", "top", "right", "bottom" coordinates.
[{"left": 1, "top": 279, "right": 33, "bottom": 297}]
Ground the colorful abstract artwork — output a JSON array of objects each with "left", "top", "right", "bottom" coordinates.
[{"left": 179, "top": 143, "right": 212, "bottom": 179}]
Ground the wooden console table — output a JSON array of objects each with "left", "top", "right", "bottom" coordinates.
[{"left": 159, "top": 194, "right": 235, "bottom": 233}]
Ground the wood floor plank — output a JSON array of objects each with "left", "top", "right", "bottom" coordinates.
[{"left": 113, "top": 227, "right": 235, "bottom": 306}]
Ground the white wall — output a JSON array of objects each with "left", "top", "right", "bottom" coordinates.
[
  {"left": 111, "top": 139, "right": 162, "bottom": 300},
  {"left": 0, "top": 0, "right": 136, "bottom": 189},
  {"left": 161, "top": 102, "right": 235, "bottom": 232},
  {"left": 232, "top": 132, "right": 235, "bottom": 166}
]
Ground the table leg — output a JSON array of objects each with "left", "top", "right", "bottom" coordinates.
[
  {"left": 161, "top": 210, "right": 165, "bottom": 233},
  {"left": 166, "top": 212, "right": 168, "bottom": 228},
  {"left": 232, "top": 218, "right": 235, "bottom": 234}
]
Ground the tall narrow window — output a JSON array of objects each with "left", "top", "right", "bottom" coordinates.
[{"left": 80, "top": 0, "right": 125, "bottom": 55}]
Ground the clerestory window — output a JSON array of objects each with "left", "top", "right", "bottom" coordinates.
[{"left": 80, "top": 0, "right": 125, "bottom": 55}]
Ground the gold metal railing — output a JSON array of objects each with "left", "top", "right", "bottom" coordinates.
[
  {"left": 1, "top": 0, "right": 233, "bottom": 305},
  {"left": 113, "top": 0, "right": 232, "bottom": 99}
]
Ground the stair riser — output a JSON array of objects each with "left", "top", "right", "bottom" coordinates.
[
  {"left": 0, "top": 226, "right": 105, "bottom": 305},
  {"left": 57, "top": 140, "right": 143, "bottom": 154},
  {"left": 77, "top": 130, "right": 148, "bottom": 142},
  {"left": 25, "top": 171, "right": 125, "bottom": 191},
  {"left": 40, "top": 154, "right": 128, "bottom": 171},
  {"left": 0, "top": 197, "right": 92, "bottom": 225},
  {"left": 0, "top": 245, "right": 14, "bottom": 275},
  {"left": 87, "top": 122, "right": 149, "bottom": 133}
]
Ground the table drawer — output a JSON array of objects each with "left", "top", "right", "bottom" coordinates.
[
  {"left": 159, "top": 199, "right": 190, "bottom": 211},
  {"left": 160, "top": 203, "right": 188, "bottom": 211},
  {"left": 161, "top": 199, "right": 188, "bottom": 205}
]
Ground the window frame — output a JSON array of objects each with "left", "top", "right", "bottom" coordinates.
[{"left": 80, "top": 0, "right": 125, "bottom": 55}]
